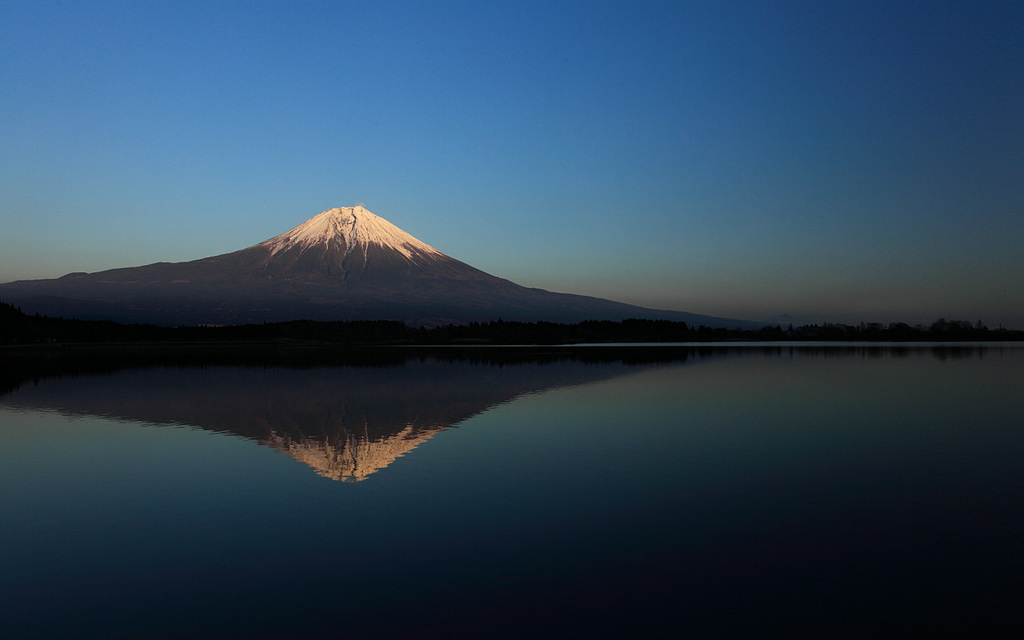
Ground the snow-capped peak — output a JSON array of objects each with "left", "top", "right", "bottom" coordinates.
[{"left": 258, "top": 206, "right": 444, "bottom": 260}]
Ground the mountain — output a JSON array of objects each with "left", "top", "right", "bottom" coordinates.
[{"left": 0, "top": 205, "right": 756, "bottom": 327}]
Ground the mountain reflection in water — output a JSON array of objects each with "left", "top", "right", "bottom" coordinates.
[
  {"left": 2, "top": 344, "right": 1023, "bottom": 638},
  {"left": 0, "top": 346, "right": 704, "bottom": 481},
  {"left": 0, "top": 344, "right": 1009, "bottom": 482}
]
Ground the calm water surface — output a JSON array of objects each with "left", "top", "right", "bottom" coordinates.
[{"left": 1, "top": 345, "right": 1022, "bottom": 638}]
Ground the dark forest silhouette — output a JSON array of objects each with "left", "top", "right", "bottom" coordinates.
[{"left": 2, "top": 301, "right": 1020, "bottom": 346}]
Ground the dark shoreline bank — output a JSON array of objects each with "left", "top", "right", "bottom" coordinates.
[{"left": 3, "top": 300, "right": 1022, "bottom": 347}]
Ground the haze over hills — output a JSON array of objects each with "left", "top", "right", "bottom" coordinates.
[{"left": 0, "top": 206, "right": 756, "bottom": 328}]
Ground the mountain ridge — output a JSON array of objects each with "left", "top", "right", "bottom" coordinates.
[{"left": 0, "top": 205, "right": 759, "bottom": 328}]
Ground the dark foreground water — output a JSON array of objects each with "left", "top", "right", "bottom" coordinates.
[{"left": 1, "top": 345, "right": 1022, "bottom": 639}]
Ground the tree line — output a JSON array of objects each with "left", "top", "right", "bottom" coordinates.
[{"left": 1, "top": 301, "right": 1021, "bottom": 346}]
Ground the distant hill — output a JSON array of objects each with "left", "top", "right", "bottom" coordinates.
[{"left": 0, "top": 206, "right": 757, "bottom": 328}]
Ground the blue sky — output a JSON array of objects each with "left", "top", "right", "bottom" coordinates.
[{"left": 2, "top": 1, "right": 1022, "bottom": 327}]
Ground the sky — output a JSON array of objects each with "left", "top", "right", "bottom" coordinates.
[{"left": 1, "top": 0, "right": 1022, "bottom": 328}]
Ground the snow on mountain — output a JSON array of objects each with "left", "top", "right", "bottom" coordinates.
[{"left": 258, "top": 206, "right": 444, "bottom": 261}]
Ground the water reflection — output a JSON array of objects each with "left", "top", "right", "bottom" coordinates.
[
  {"left": 2, "top": 344, "right": 1023, "bottom": 638},
  {"left": 0, "top": 346, "right": 698, "bottom": 481},
  {"left": 1, "top": 344, "right": 1016, "bottom": 482}
]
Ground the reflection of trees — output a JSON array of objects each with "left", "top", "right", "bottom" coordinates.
[{"left": 1, "top": 344, "right": 1014, "bottom": 479}]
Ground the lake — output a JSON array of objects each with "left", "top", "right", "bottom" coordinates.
[{"left": 2, "top": 344, "right": 1022, "bottom": 638}]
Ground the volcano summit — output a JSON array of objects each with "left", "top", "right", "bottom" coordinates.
[{"left": 0, "top": 206, "right": 752, "bottom": 327}]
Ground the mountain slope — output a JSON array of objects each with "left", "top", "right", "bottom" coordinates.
[{"left": 0, "top": 206, "right": 756, "bottom": 327}]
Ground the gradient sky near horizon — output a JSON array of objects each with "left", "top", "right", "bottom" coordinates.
[{"left": 2, "top": 1, "right": 1022, "bottom": 327}]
